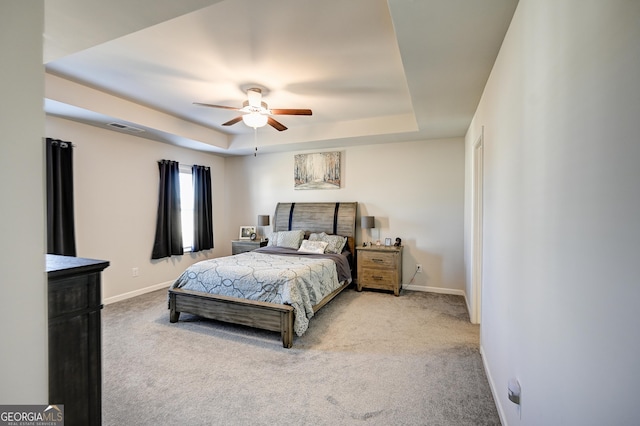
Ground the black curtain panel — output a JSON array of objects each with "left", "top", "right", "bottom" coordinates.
[
  {"left": 46, "top": 138, "right": 76, "bottom": 256},
  {"left": 192, "top": 164, "right": 214, "bottom": 252},
  {"left": 151, "top": 160, "right": 183, "bottom": 259}
]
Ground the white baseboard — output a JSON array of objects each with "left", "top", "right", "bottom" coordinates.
[
  {"left": 103, "top": 281, "right": 173, "bottom": 305},
  {"left": 402, "top": 284, "right": 466, "bottom": 297},
  {"left": 480, "top": 343, "right": 508, "bottom": 425}
]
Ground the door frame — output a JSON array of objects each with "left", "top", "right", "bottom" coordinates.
[{"left": 471, "top": 128, "right": 484, "bottom": 325}]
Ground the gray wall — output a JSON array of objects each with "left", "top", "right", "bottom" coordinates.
[
  {"left": 0, "top": 1, "right": 48, "bottom": 403},
  {"left": 465, "top": 0, "right": 640, "bottom": 424},
  {"left": 46, "top": 116, "right": 227, "bottom": 302},
  {"left": 46, "top": 113, "right": 468, "bottom": 300},
  {"left": 226, "top": 139, "right": 466, "bottom": 293}
]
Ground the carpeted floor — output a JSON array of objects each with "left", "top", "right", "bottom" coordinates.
[{"left": 102, "top": 287, "right": 500, "bottom": 425}]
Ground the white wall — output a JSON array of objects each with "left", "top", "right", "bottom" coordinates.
[
  {"left": 0, "top": 1, "right": 48, "bottom": 403},
  {"left": 46, "top": 117, "right": 228, "bottom": 302},
  {"left": 465, "top": 1, "right": 640, "bottom": 424},
  {"left": 226, "top": 138, "right": 466, "bottom": 293}
]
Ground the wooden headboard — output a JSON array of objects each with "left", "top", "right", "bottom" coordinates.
[{"left": 272, "top": 202, "right": 358, "bottom": 256}]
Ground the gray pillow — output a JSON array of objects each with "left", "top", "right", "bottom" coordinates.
[
  {"left": 322, "top": 234, "right": 347, "bottom": 254},
  {"left": 308, "top": 232, "right": 326, "bottom": 242},
  {"left": 276, "top": 230, "right": 305, "bottom": 249}
]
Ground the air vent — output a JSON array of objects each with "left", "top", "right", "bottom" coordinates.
[{"left": 107, "top": 122, "right": 144, "bottom": 133}]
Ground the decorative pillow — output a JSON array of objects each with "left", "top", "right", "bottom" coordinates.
[
  {"left": 298, "top": 240, "right": 328, "bottom": 254},
  {"left": 267, "top": 232, "right": 278, "bottom": 246},
  {"left": 322, "top": 234, "right": 347, "bottom": 254},
  {"left": 308, "top": 232, "right": 326, "bottom": 242},
  {"left": 276, "top": 230, "right": 305, "bottom": 249}
]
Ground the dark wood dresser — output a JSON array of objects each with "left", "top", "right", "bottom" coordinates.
[{"left": 46, "top": 255, "right": 109, "bottom": 426}]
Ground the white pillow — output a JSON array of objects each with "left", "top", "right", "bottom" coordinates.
[
  {"left": 298, "top": 240, "right": 328, "bottom": 254},
  {"left": 276, "top": 230, "right": 305, "bottom": 249},
  {"left": 267, "top": 232, "right": 278, "bottom": 246}
]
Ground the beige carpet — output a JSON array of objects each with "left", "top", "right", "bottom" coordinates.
[{"left": 102, "top": 287, "right": 500, "bottom": 425}]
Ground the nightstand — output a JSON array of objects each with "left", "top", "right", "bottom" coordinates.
[
  {"left": 232, "top": 239, "right": 267, "bottom": 254},
  {"left": 356, "top": 245, "right": 403, "bottom": 296}
]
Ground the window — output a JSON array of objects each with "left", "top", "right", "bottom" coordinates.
[
  {"left": 179, "top": 166, "right": 194, "bottom": 251},
  {"left": 152, "top": 160, "right": 212, "bottom": 260}
]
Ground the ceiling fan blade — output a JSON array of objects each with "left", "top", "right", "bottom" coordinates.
[
  {"left": 267, "top": 117, "right": 288, "bottom": 131},
  {"left": 222, "top": 116, "right": 244, "bottom": 126},
  {"left": 193, "top": 102, "right": 241, "bottom": 111},
  {"left": 269, "top": 108, "right": 312, "bottom": 116}
]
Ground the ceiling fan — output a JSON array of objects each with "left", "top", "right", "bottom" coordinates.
[{"left": 194, "top": 87, "right": 312, "bottom": 131}]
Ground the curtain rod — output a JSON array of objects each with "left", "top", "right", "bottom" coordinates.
[
  {"left": 47, "top": 138, "right": 76, "bottom": 148},
  {"left": 158, "top": 160, "right": 209, "bottom": 171}
]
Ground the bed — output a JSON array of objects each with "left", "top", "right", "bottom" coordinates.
[{"left": 168, "top": 202, "right": 357, "bottom": 348}]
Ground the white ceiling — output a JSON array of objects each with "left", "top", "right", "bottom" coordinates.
[{"left": 44, "top": 0, "right": 518, "bottom": 156}]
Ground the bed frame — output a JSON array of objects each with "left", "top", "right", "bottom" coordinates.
[{"left": 168, "top": 202, "right": 358, "bottom": 348}]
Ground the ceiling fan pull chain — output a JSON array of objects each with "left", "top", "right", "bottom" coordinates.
[{"left": 254, "top": 127, "right": 258, "bottom": 157}]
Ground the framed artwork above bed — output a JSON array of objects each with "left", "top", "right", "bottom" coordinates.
[{"left": 294, "top": 151, "right": 341, "bottom": 190}]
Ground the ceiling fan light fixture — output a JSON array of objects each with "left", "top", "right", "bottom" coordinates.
[
  {"left": 194, "top": 85, "right": 310, "bottom": 132},
  {"left": 242, "top": 112, "right": 268, "bottom": 128}
]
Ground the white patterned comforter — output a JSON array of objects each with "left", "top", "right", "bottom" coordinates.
[{"left": 170, "top": 248, "right": 351, "bottom": 336}]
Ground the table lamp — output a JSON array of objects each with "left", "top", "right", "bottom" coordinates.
[
  {"left": 258, "top": 215, "right": 270, "bottom": 241},
  {"left": 361, "top": 216, "right": 375, "bottom": 246}
]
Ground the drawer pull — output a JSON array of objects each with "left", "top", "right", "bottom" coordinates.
[
  {"left": 372, "top": 258, "right": 384, "bottom": 263},
  {"left": 373, "top": 276, "right": 384, "bottom": 280}
]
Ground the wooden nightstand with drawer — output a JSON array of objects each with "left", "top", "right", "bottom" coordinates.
[
  {"left": 356, "top": 245, "right": 403, "bottom": 296},
  {"left": 232, "top": 239, "right": 267, "bottom": 255}
]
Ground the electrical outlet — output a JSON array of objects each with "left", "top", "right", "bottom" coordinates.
[
  {"left": 416, "top": 264, "right": 423, "bottom": 273},
  {"left": 132, "top": 267, "right": 139, "bottom": 277}
]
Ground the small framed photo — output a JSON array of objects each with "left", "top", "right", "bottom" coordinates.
[
  {"left": 239, "top": 226, "right": 256, "bottom": 240},
  {"left": 384, "top": 238, "right": 392, "bottom": 247}
]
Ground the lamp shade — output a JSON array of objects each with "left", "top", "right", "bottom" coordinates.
[
  {"left": 258, "top": 215, "right": 270, "bottom": 226},
  {"left": 361, "top": 216, "right": 375, "bottom": 229}
]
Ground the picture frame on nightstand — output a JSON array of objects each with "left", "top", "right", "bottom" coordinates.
[
  {"left": 239, "top": 226, "right": 256, "bottom": 240},
  {"left": 384, "top": 238, "right": 392, "bottom": 247}
]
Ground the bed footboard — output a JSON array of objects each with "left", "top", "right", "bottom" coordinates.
[{"left": 168, "top": 288, "right": 294, "bottom": 348}]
